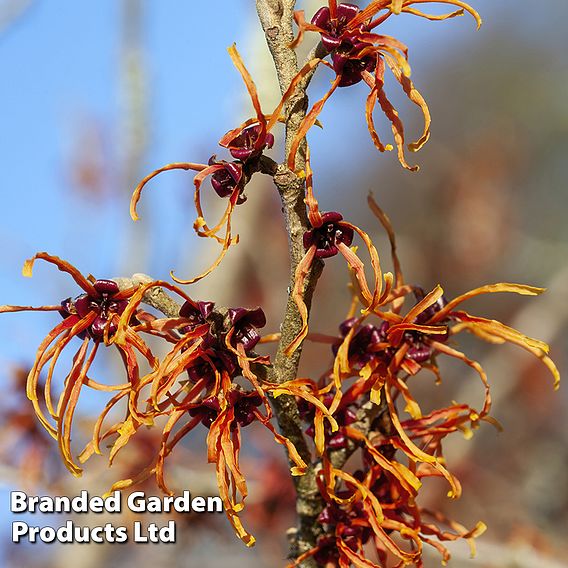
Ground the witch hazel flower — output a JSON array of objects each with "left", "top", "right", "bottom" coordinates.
[
  {"left": 228, "top": 307, "right": 267, "bottom": 351},
  {"left": 113, "top": 372, "right": 308, "bottom": 548},
  {"left": 60, "top": 279, "right": 131, "bottom": 342},
  {"left": 311, "top": 3, "right": 362, "bottom": 52},
  {"left": 302, "top": 211, "right": 354, "bottom": 259},
  {"left": 333, "top": 287, "right": 450, "bottom": 374},
  {"left": 207, "top": 156, "right": 245, "bottom": 200},
  {"left": 174, "top": 301, "right": 267, "bottom": 390},
  {"left": 287, "top": 1, "right": 482, "bottom": 171},
  {"left": 333, "top": 317, "right": 390, "bottom": 369},
  {"left": 129, "top": 45, "right": 311, "bottom": 286},
  {"left": 189, "top": 389, "right": 263, "bottom": 430},
  {"left": 286, "top": 156, "right": 386, "bottom": 355},
  {"left": 221, "top": 124, "right": 275, "bottom": 162},
  {"left": 0, "top": 253, "right": 156, "bottom": 476}
]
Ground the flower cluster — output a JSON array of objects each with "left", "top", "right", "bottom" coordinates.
[
  {"left": 284, "top": 194, "right": 559, "bottom": 566},
  {"left": 2, "top": 260, "right": 328, "bottom": 546},
  {"left": 288, "top": 0, "right": 481, "bottom": 170},
  {"left": 129, "top": 45, "right": 308, "bottom": 285},
  {"left": 1, "top": 2, "right": 561, "bottom": 566},
  {"left": 0, "top": 253, "right": 155, "bottom": 476}
]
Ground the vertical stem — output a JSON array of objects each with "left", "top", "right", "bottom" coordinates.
[{"left": 256, "top": 0, "right": 325, "bottom": 563}]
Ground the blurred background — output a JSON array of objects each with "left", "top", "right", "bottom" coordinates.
[{"left": 0, "top": 0, "right": 567, "bottom": 566}]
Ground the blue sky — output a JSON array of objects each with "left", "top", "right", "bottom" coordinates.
[{"left": 1, "top": 0, "right": 565, "bottom": 381}]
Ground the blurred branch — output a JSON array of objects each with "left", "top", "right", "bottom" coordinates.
[
  {"left": 0, "top": 0, "right": 32, "bottom": 36},
  {"left": 119, "top": 0, "right": 151, "bottom": 276},
  {"left": 120, "top": 0, "right": 148, "bottom": 192}
]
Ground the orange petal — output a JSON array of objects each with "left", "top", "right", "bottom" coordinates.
[
  {"left": 288, "top": 71, "right": 341, "bottom": 171},
  {"left": 284, "top": 245, "right": 317, "bottom": 356},
  {"left": 130, "top": 162, "right": 205, "bottom": 221}
]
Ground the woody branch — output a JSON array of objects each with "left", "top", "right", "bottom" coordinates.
[{"left": 255, "top": 0, "right": 325, "bottom": 562}]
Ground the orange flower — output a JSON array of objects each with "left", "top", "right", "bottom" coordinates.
[
  {"left": 286, "top": 153, "right": 384, "bottom": 356},
  {"left": 0, "top": 253, "right": 156, "bottom": 476},
  {"left": 94, "top": 289, "right": 316, "bottom": 546},
  {"left": 129, "top": 45, "right": 314, "bottom": 285},
  {"left": 287, "top": 0, "right": 481, "bottom": 171},
  {"left": 284, "top": 194, "right": 559, "bottom": 566}
]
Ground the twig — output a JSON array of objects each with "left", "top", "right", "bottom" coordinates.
[{"left": 113, "top": 273, "right": 182, "bottom": 317}]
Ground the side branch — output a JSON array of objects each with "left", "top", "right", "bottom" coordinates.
[{"left": 114, "top": 274, "right": 181, "bottom": 317}]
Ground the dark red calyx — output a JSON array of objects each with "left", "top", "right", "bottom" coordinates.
[
  {"left": 406, "top": 344, "right": 434, "bottom": 362},
  {"left": 312, "top": 3, "right": 361, "bottom": 51},
  {"left": 92, "top": 279, "right": 120, "bottom": 295},
  {"left": 59, "top": 279, "right": 127, "bottom": 341},
  {"left": 180, "top": 300, "right": 215, "bottom": 327},
  {"left": 186, "top": 357, "right": 216, "bottom": 385},
  {"left": 331, "top": 42, "right": 376, "bottom": 87},
  {"left": 228, "top": 306, "right": 267, "bottom": 351},
  {"left": 313, "top": 535, "right": 341, "bottom": 565},
  {"left": 315, "top": 500, "right": 372, "bottom": 561},
  {"left": 208, "top": 156, "right": 245, "bottom": 201},
  {"left": 185, "top": 348, "right": 237, "bottom": 385},
  {"left": 188, "top": 396, "right": 221, "bottom": 428},
  {"left": 318, "top": 502, "right": 350, "bottom": 526},
  {"left": 226, "top": 124, "right": 274, "bottom": 161},
  {"left": 227, "top": 389, "right": 263, "bottom": 427},
  {"left": 303, "top": 211, "right": 354, "bottom": 259},
  {"left": 333, "top": 318, "right": 389, "bottom": 369},
  {"left": 399, "top": 286, "right": 451, "bottom": 360}
]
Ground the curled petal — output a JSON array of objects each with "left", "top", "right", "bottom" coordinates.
[
  {"left": 402, "top": 6, "right": 464, "bottom": 20},
  {"left": 367, "top": 194, "right": 404, "bottom": 290},
  {"left": 80, "top": 389, "right": 130, "bottom": 459},
  {"left": 56, "top": 338, "right": 96, "bottom": 476},
  {"left": 385, "top": 385, "right": 461, "bottom": 498},
  {"left": 289, "top": 10, "right": 327, "bottom": 49},
  {"left": 130, "top": 162, "right": 206, "bottom": 221},
  {"left": 385, "top": 55, "right": 431, "bottom": 151},
  {"left": 256, "top": 413, "right": 308, "bottom": 476},
  {"left": 173, "top": 186, "right": 241, "bottom": 284},
  {"left": 285, "top": 245, "right": 317, "bottom": 356},
  {"left": 346, "top": 426, "right": 422, "bottom": 495},
  {"left": 336, "top": 541, "right": 380, "bottom": 568},
  {"left": 388, "top": 284, "right": 444, "bottom": 345},
  {"left": 266, "top": 57, "right": 325, "bottom": 135},
  {"left": 23, "top": 252, "right": 98, "bottom": 297},
  {"left": 228, "top": 44, "right": 266, "bottom": 134},
  {"left": 28, "top": 314, "right": 95, "bottom": 437},
  {"left": 0, "top": 305, "right": 61, "bottom": 313},
  {"left": 337, "top": 241, "right": 380, "bottom": 313},
  {"left": 155, "top": 413, "right": 202, "bottom": 494},
  {"left": 366, "top": 509, "right": 423, "bottom": 563},
  {"left": 430, "top": 282, "right": 546, "bottom": 323},
  {"left": 341, "top": 221, "right": 383, "bottom": 312},
  {"left": 449, "top": 316, "right": 560, "bottom": 390},
  {"left": 365, "top": 77, "right": 393, "bottom": 154},
  {"left": 374, "top": 69, "right": 418, "bottom": 171},
  {"left": 409, "top": 0, "right": 482, "bottom": 29},
  {"left": 288, "top": 67, "right": 341, "bottom": 171},
  {"left": 304, "top": 146, "right": 323, "bottom": 228}
]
